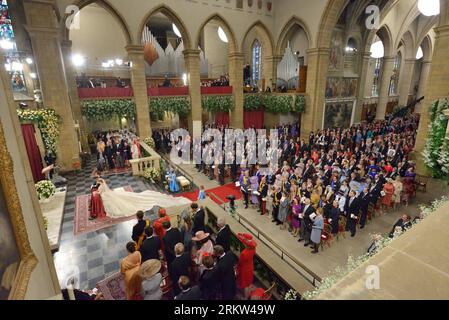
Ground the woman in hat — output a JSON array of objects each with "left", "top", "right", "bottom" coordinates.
[
  {"left": 192, "top": 230, "right": 213, "bottom": 274},
  {"left": 120, "top": 242, "right": 142, "bottom": 300},
  {"left": 392, "top": 175, "right": 403, "bottom": 210},
  {"left": 140, "top": 259, "right": 163, "bottom": 300},
  {"left": 236, "top": 233, "right": 257, "bottom": 298}
]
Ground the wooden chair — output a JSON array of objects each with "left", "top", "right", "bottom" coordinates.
[
  {"left": 336, "top": 216, "right": 346, "bottom": 240},
  {"left": 415, "top": 174, "right": 428, "bottom": 192},
  {"left": 320, "top": 223, "right": 334, "bottom": 250}
]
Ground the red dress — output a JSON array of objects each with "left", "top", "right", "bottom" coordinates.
[
  {"left": 153, "top": 216, "right": 170, "bottom": 251},
  {"left": 237, "top": 248, "right": 255, "bottom": 289},
  {"left": 90, "top": 188, "right": 106, "bottom": 219},
  {"left": 381, "top": 183, "right": 395, "bottom": 207}
]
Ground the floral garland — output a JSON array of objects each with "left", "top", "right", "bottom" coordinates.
[
  {"left": 17, "top": 109, "right": 61, "bottom": 154},
  {"left": 422, "top": 99, "right": 449, "bottom": 178},
  {"left": 294, "top": 95, "right": 306, "bottom": 113},
  {"left": 301, "top": 195, "right": 449, "bottom": 300},
  {"left": 149, "top": 97, "right": 191, "bottom": 120},
  {"left": 202, "top": 95, "right": 234, "bottom": 113},
  {"left": 244, "top": 94, "right": 305, "bottom": 114},
  {"left": 82, "top": 99, "right": 136, "bottom": 121},
  {"left": 244, "top": 94, "right": 263, "bottom": 111},
  {"left": 35, "top": 180, "right": 56, "bottom": 200},
  {"left": 264, "top": 94, "right": 293, "bottom": 114}
]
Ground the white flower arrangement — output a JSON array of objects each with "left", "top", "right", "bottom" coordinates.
[
  {"left": 284, "top": 289, "right": 299, "bottom": 300},
  {"left": 143, "top": 167, "right": 160, "bottom": 184},
  {"left": 144, "top": 137, "right": 155, "bottom": 149},
  {"left": 35, "top": 180, "right": 56, "bottom": 200},
  {"left": 301, "top": 195, "right": 449, "bottom": 300}
]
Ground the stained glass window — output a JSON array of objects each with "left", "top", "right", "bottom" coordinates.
[
  {"left": 1, "top": 0, "right": 28, "bottom": 92},
  {"left": 252, "top": 39, "right": 261, "bottom": 85},
  {"left": 389, "top": 54, "right": 401, "bottom": 96},
  {"left": 371, "top": 58, "right": 382, "bottom": 97}
]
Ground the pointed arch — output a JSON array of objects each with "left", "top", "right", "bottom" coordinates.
[
  {"left": 137, "top": 4, "right": 192, "bottom": 49},
  {"left": 62, "top": 0, "right": 133, "bottom": 44},
  {"left": 241, "top": 20, "right": 274, "bottom": 58},
  {"left": 365, "top": 24, "right": 394, "bottom": 58},
  {"left": 276, "top": 16, "right": 312, "bottom": 56},
  {"left": 419, "top": 34, "right": 433, "bottom": 62},
  {"left": 316, "top": 0, "right": 348, "bottom": 48},
  {"left": 195, "top": 14, "right": 238, "bottom": 53},
  {"left": 399, "top": 30, "right": 415, "bottom": 59}
]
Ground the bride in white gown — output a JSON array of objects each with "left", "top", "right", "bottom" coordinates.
[{"left": 97, "top": 179, "right": 192, "bottom": 218}]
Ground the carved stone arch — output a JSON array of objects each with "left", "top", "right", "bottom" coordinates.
[
  {"left": 62, "top": 0, "right": 133, "bottom": 44},
  {"left": 364, "top": 24, "right": 394, "bottom": 58},
  {"left": 241, "top": 20, "right": 274, "bottom": 58},
  {"left": 276, "top": 16, "right": 312, "bottom": 56},
  {"left": 137, "top": 4, "right": 192, "bottom": 49},
  {"left": 399, "top": 30, "right": 415, "bottom": 60},
  {"left": 195, "top": 14, "right": 238, "bottom": 53},
  {"left": 419, "top": 34, "right": 433, "bottom": 62}
]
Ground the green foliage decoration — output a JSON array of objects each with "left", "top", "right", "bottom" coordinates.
[
  {"left": 82, "top": 99, "right": 136, "bottom": 121},
  {"left": 202, "top": 95, "right": 234, "bottom": 113}
]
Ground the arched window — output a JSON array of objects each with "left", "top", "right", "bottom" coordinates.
[
  {"left": 371, "top": 58, "right": 382, "bottom": 97},
  {"left": 252, "top": 39, "right": 262, "bottom": 84},
  {"left": 389, "top": 53, "right": 401, "bottom": 96}
]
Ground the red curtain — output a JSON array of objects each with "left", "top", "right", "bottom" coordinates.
[
  {"left": 215, "top": 112, "right": 230, "bottom": 127},
  {"left": 21, "top": 124, "right": 44, "bottom": 183},
  {"left": 78, "top": 87, "right": 134, "bottom": 99},
  {"left": 244, "top": 110, "right": 265, "bottom": 129}
]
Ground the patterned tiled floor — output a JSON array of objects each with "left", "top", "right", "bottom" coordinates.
[{"left": 53, "top": 157, "right": 167, "bottom": 290}]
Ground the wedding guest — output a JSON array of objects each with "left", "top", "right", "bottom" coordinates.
[
  {"left": 180, "top": 215, "right": 193, "bottom": 252},
  {"left": 169, "top": 243, "right": 192, "bottom": 296},
  {"left": 192, "top": 231, "right": 214, "bottom": 274},
  {"left": 310, "top": 208, "right": 324, "bottom": 254},
  {"left": 198, "top": 185, "right": 206, "bottom": 200},
  {"left": 120, "top": 242, "right": 142, "bottom": 300},
  {"left": 199, "top": 255, "right": 218, "bottom": 300},
  {"left": 140, "top": 259, "right": 163, "bottom": 300},
  {"left": 191, "top": 203, "right": 206, "bottom": 234},
  {"left": 175, "top": 276, "right": 202, "bottom": 300},
  {"left": 163, "top": 221, "right": 182, "bottom": 266},
  {"left": 132, "top": 211, "right": 149, "bottom": 251},
  {"left": 345, "top": 190, "right": 360, "bottom": 237},
  {"left": 236, "top": 233, "right": 257, "bottom": 298},
  {"left": 291, "top": 198, "right": 301, "bottom": 237},
  {"left": 213, "top": 245, "right": 238, "bottom": 300},
  {"left": 278, "top": 192, "right": 290, "bottom": 230},
  {"left": 140, "top": 227, "right": 161, "bottom": 262},
  {"left": 215, "top": 217, "right": 231, "bottom": 252},
  {"left": 329, "top": 200, "right": 340, "bottom": 235}
]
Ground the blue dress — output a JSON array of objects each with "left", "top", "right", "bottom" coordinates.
[{"left": 169, "top": 172, "right": 180, "bottom": 192}]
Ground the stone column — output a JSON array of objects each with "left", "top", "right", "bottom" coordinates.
[
  {"left": 229, "top": 52, "right": 244, "bottom": 128},
  {"left": 61, "top": 40, "right": 89, "bottom": 152},
  {"left": 416, "top": 60, "right": 432, "bottom": 102},
  {"left": 126, "top": 45, "right": 151, "bottom": 138},
  {"left": 415, "top": 24, "right": 449, "bottom": 175},
  {"left": 264, "top": 55, "right": 282, "bottom": 91},
  {"left": 302, "top": 48, "right": 330, "bottom": 137},
  {"left": 354, "top": 52, "right": 372, "bottom": 123},
  {"left": 398, "top": 58, "right": 416, "bottom": 106},
  {"left": 376, "top": 56, "right": 395, "bottom": 120},
  {"left": 23, "top": 1, "right": 80, "bottom": 171},
  {"left": 183, "top": 49, "right": 202, "bottom": 138}
]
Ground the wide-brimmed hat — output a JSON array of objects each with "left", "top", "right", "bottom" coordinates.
[
  {"left": 237, "top": 233, "right": 257, "bottom": 248},
  {"left": 140, "top": 259, "right": 161, "bottom": 279},
  {"left": 192, "top": 230, "right": 210, "bottom": 241}
]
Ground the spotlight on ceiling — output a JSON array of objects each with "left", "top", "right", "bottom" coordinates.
[
  {"left": 416, "top": 46, "right": 424, "bottom": 60},
  {"left": 30, "top": 72, "right": 37, "bottom": 79},
  {"left": 11, "top": 61, "right": 23, "bottom": 72},
  {"left": 172, "top": 23, "right": 182, "bottom": 38},
  {"left": 26, "top": 57, "right": 33, "bottom": 64},
  {"left": 72, "top": 54, "right": 85, "bottom": 67},
  {"left": 218, "top": 27, "right": 228, "bottom": 43},
  {"left": 370, "top": 41, "right": 384, "bottom": 59},
  {"left": 418, "top": 0, "right": 440, "bottom": 16},
  {"left": 115, "top": 58, "right": 123, "bottom": 66}
]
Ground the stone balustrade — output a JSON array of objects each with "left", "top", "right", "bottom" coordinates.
[{"left": 129, "top": 141, "right": 161, "bottom": 176}]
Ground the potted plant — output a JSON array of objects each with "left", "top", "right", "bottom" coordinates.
[{"left": 35, "top": 180, "right": 56, "bottom": 202}]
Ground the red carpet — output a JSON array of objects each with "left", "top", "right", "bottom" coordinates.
[
  {"left": 74, "top": 186, "right": 135, "bottom": 236},
  {"left": 177, "top": 183, "right": 242, "bottom": 205}
]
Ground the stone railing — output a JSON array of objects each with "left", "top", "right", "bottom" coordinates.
[{"left": 129, "top": 140, "right": 161, "bottom": 176}]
